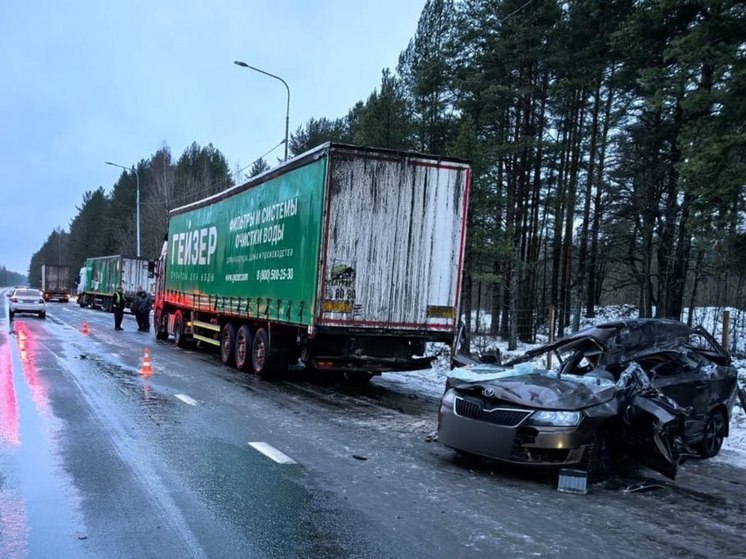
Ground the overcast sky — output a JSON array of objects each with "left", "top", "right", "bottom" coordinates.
[{"left": 0, "top": 0, "right": 426, "bottom": 276}]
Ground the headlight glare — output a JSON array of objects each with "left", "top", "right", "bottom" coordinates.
[{"left": 527, "top": 410, "right": 581, "bottom": 427}]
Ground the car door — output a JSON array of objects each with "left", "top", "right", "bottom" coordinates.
[
  {"left": 623, "top": 392, "right": 684, "bottom": 479},
  {"left": 687, "top": 327, "right": 739, "bottom": 422},
  {"left": 649, "top": 351, "right": 710, "bottom": 442},
  {"left": 618, "top": 363, "right": 688, "bottom": 479}
]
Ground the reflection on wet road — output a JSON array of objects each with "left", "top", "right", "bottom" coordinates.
[
  {"left": 0, "top": 320, "right": 88, "bottom": 559},
  {"left": 0, "top": 302, "right": 407, "bottom": 559}
]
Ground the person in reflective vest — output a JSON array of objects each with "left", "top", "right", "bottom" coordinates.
[{"left": 113, "top": 286, "right": 125, "bottom": 330}]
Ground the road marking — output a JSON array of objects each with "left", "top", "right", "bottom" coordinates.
[
  {"left": 248, "top": 442, "right": 297, "bottom": 464},
  {"left": 175, "top": 394, "right": 198, "bottom": 406}
]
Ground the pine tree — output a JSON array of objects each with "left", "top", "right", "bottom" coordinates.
[
  {"left": 397, "top": 0, "right": 458, "bottom": 154},
  {"left": 249, "top": 158, "right": 271, "bottom": 177},
  {"left": 352, "top": 69, "right": 414, "bottom": 150},
  {"left": 289, "top": 117, "right": 349, "bottom": 156}
]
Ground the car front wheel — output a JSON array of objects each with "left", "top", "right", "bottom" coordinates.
[
  {"left": 696, "top": 409, "right": 726, "bottom": 458},
  {"left": 585, "top": 431, "right": 614, "bottom": 483}
]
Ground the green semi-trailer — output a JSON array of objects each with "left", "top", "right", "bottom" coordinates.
[
  {"left": 77, "top": 255, "right": 154, "bottom": 311},
  {"left": 154, "top": 143, "right": 470, "bottom": 378}
]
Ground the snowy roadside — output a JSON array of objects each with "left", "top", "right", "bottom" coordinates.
[{"left": 715, "top": 359, "right": 746, "bottom": 467}]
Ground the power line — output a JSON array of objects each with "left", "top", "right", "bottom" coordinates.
[{"left": 503, "top": 0, "right": 535, "bottom": 22}]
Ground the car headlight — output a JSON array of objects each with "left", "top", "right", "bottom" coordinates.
[
  {"left": 526, "top": 410, "right": 581, "bottom": 427},
  {"left": 440, "top": 388, "right": 456, "bottom": 409}
]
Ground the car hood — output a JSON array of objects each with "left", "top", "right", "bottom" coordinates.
[{"left": 449, "top": 366, "right": 617, "bottom": 410}]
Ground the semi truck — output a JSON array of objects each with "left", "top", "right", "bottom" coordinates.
[
  {"left": 154, "top": 143, "right": 470, "bottom": 378},
  {"left": 41, "top": 264, "right": 71, "bottom": 302},
  {"left": 77, "top": 255, "right": 154, "bottom": 311}
]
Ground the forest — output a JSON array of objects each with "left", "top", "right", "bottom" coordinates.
[{"left": 27, "top": 0, "right": 745, "bottom": 347}]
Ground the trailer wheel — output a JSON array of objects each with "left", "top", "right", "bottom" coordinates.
[
  {"left": 234, "top": 325, "right": 252, "bottom": 371},
  {"left": 220, "top": 323, "right": 237, "bottom": 366},
  {"left": 173, "top": 312, "right": 187, "bottom": 348},
  {"left": 251, "top": 328, "right": 289, "bottom": 378},
  {"left": 251, "top": 328, "right": 272, "bottom": 377}
]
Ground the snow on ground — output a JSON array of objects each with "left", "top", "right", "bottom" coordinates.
[
  {"left": 373, "top": 306, "right": 746, "bottom": 469},
  {"left": 717, "top": 357, "right": 746, "bottom": 467}
]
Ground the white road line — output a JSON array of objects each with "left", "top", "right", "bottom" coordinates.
[
  {"left": 175, "top": 394, "right": 198, "bottom": 406},
  {"left": 247, "top": 442, "right": 297, "bottom": 464}
]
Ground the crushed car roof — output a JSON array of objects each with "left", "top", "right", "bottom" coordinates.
[{"left": 507, "top": 319, "right": 698, "bottom": 367}]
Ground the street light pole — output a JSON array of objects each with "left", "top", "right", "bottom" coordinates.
[
  {"left": 233, "top": 60, "right": 291, "bottom": 161},
  {"left": 105, "top": 161, "right": 141, "bottom": 257}
]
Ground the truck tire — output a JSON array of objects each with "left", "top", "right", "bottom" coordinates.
[
  {"left": 173, "top": 312, "right": 187, "bottom": 348},
  {"left": 251, "top": 328, "right": 289, "bottom": 378},
  {"left": 234, "top": 324, "right": 252, "bottom": 371},
  {"left": 251, "top": 328, "right": 279, "bottom": 378},
  {"left": 220, "top": 323, "right": 236, "bottom": 365},
  {"left": 251, "top": 327, "right": 269, "bottom": 376}
]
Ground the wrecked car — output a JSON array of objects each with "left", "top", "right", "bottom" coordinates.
[{"left": 438, "top": 319, "right": 739, "bottom": 481}]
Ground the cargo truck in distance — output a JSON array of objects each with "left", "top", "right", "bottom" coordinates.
[
  {"left": 154, "top": 143, "right": 470, "bottom": 379},
  {"left": 41, "top": 264, "right": 71, "bottom": 302},
  {"left": 77, "top": 255, "right": 154, "bottom": 311}
]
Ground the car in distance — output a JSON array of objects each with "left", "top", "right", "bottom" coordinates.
[
  {"left": 438, "top": 319, "right": 739, "bottom": 481},
  {"left": 9, "top": 288, "right": 47, "bottom": 319}
]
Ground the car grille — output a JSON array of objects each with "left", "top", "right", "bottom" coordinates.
[
  {"left": 454, "top": 397, "right": 532, "bottom": 427},
  {"left": 509, "top": 447, "right": 571, "bottom": 463}
]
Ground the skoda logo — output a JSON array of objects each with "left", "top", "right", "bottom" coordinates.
[{"left": 483, "top": 387, "right": 495, "bottom": 397}]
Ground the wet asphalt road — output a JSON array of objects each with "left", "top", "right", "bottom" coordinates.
[{"left": 1, "top": 296, "right": 745, "bottom": 558}]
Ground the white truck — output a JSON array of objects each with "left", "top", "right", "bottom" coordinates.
[{"left": 41, "top": 264, "right": 71, "bottom": 302}]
